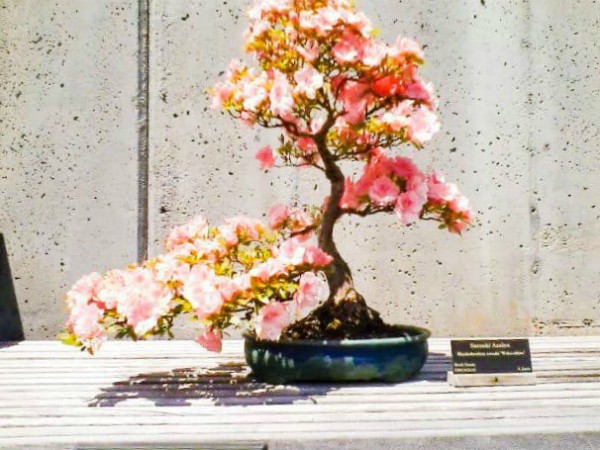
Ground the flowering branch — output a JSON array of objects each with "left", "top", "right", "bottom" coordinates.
[{"left": 63, "top": 215, "right": 332, "bottom": 354}]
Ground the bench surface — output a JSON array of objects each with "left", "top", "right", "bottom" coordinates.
[{"left": 1, "top": 337, "right": 600, "bottom": 449}]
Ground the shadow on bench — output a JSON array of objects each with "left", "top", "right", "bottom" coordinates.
[{"left": 90, "top": 361, "right": 340, "bottom": 407}]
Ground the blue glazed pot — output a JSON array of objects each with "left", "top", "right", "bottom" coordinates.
[{"left": 244, "top": 325, "right": 430, "bottom": 383}]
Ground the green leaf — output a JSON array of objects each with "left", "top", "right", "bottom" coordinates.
[{"left": 59, "top": 332, "right": 81, "bottom": 347}]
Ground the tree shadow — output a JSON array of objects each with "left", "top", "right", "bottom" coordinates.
[
  {"left": 90, "top": 362, "right": 340, "bottom": 407},
  {"left": 90, "top": 352, "right": 451, "bottom": 408},
  {"left": 414, "top": 351, "right": 452, "bottom": 381},
  {"left": 0, "top": 233, "right": 24, "bottom": 344}
]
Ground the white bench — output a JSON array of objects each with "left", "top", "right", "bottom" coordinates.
[{"left": 1, "top": 337, "right": 599, "bottom": 449}]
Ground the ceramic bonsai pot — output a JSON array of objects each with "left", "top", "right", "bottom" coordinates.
[{"left": 244, "top": 325, "right": 430, "bottom": 383}]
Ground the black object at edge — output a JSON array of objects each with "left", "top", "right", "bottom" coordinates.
[{"left": 0, "top": 233, "right": 24, "bottom": 341}]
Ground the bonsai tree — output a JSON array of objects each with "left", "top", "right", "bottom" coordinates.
[
  {"left": 63, "top": 0, "right": 471, "bottom": 354},
  {"left": 210, "top": 0, "right": 472, "bottom": 338}
]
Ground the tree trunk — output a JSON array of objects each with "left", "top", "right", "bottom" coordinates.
[
  {"left": 313, "top": 127, "right": 360, "bottom": 305},
  {"left": 282, "top": 131, "right": 388, "bottom": 339},
  {"left": 318, "top": 175, "right": 360, "bottom": 304}
]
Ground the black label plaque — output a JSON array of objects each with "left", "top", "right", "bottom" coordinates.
[{"left": 451, "top": 339, "right": 533, "bottom": 374}]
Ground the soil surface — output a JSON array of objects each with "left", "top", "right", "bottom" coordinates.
[{"left": 282, "top": 296, "right": 405, "bottom": 340}]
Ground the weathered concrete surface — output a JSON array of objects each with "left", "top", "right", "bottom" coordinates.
[
  {"left": 148, "top": 0, "right": 297, "bottom": 249},
  {"left": 2, "top": 0, "right": 600, "bottom": 338},
  {"left": 0, "top": 1, "right": 139, "bottom": 338},
  {"left": 527, "top": 1, "right": 600, "bottom": 335}
]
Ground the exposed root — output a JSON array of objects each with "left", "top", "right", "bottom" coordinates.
[{"left": 282, "top": 294, "right": 399, "bottom": 340}]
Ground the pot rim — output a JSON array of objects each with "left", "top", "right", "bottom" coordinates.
[{"left": 244, "top": 324, "right": 431, "bottom": 348}]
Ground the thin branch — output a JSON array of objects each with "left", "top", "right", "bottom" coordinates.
[
  {"left": 276, "top": 161, "right": 325, "bottom": 172},
  {"left": 341, "top": 205, "right": 394, "bottom": 217},
  {"left": 289, "top": 223, "right": 320, "bottom": 238}
]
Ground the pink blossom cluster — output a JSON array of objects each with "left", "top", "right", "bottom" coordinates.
[
  {"left": 64, "top": 214, "right": 331, "bottom": 354},
  {"left": 209, "top": 2, "right": 471, "bottom": 236},
  {"left": 266, "top": 203, "right": 319, "bottom": 234},
  {"left": 211, "top": 0, "right": 441, "bottom": 169},
  {"left": 341, "top": 150, "right": 473, "bottom": 233},
  {"left": 65, "top": 267, "right": 175, "bottom": 352}
]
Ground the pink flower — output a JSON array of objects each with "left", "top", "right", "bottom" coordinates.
[
  {"left": 234, "top": 273, "right": 252, "bottom": 291},
  {"left": 390, "top": 37, "right": 424, "bottom": 61},
  {"left": 296, "top": 41, "right": 320, "bottom": 62},
  {"left": 66, "top": 300, "right": 105, "bottom": 349},
  {"left": 216, "top": 277, "right": 242, "bottom": 302},
  {"left": 371, "top": 74, "right": 402, "bottom": 97},
  {"left": 255, "top": 301, "right": 290, "bottom": 341},
  {"left": 117, "top": 268, "right": 174, "bottom": 336},
  {"left": 447, "top": 199, "right": 474, "bottom": 235},
  {"left": 449, "top": 194, "right": 471, "bottom": 215},
  {"left": 339, "top": 8, "right": 372, "bottom": 37},
  {"left": 429, "top": 170, "right": 445, "bottom": 184},
  {"left": 303, "top": 246, "right": 333, "bottom": 267},
  {"left": 154, "top": 256, "right": 190, "bottom": 285},
  {"left": 165, "top": 216, "right": 208, "bottom": 251},
  {"left": 428, "top": 172, "right": 459, "bottom": 203},
  {"left": 403, "top": 79, "right": 434, "bottom": 104},
  {"left": 287, "top": 208, "right": 313, "bottom": 233},
  {"left": 66, "top": 273, "right": 106, "bottom": 347},
  {"left": 407, "top": 173, "right": 429, "bottom": 201},
  {"left": 355, "top": 151, "right": 393, "bottom": 192},
  {"left": 255, "top": 145, "right": 275, "bottom": 170},
  {"left": 248, "top": 0, "right": 292, "bottom": 18},
  {"left": 196, "top": 328, "right": 223, "bottom": 353},
  {"left": 217, "top": 224, "right": 239, "bottom": 247},
  {"left": 241, "top": 76, "right": 268, "bottom": 111},
  {"left": 338, "top": 81, "right": 372, "bottom": 124},
  {"left": 361, "top": 40, "right": 387, "bottom": 67},
  {"left": 297, "top": 137, "right": 317, "bottom": 153},
  {"left": 380, "top": 101, "right": 413, "bottom": 131},
  {"left": 277, "top": 237, "right": 307, "bottom": 265},
  {"left": 333, "top": 31, "right": 365, "bottom": 64},
  {"left": 391, "top": 156, "right": 419, "bottom": 179},
  {"left": 294, "top": 272, "right": 328, "bottom": 317},
  {"left": 368, "top": 176, "right": 400, "bottom": 206},
  {"left": 249, "top": 258, "right": 287, "bottom": 282},
  {"left": 314, "top": 7, "right": 342, "bottom": 34},
  {"left": 193, "top": 237, "right": 228, "bottom": 261},
  {"left": 269, "top": 70, "right": 294, "bottom": 119},
  {"left": 407, "top": 106, "right": 440, "bottom": 146},
  {"left": 395, "top": 190, "right": 426, "bottom": 225},
  {"left": 66, "top": 272, "right": 103, "bottom": 307},
  {"left": 299, "top": 10, "right": 318, "bottom": 30},
  {"left": 182, "top": 265, "right": 224, "bottom": 319},
  {"left": 294, "top": 66, "right": 323, "bottom": 99},
  {"left": 224, "top": 58, "right": 246, "bottom": 79},
  {"left": 225, "top": 216, "right": 264, "bottom": 240},
  {"left": 340, "top": 178, "right": 362, "bottom": 210},
  {"left": 96, "top": 270, "right": 127, "bottom": 310},
  {"left": 245, "top": 16, "right": 271, "bottom": 41},
  {"left": 267, "top": 203, "right": 291, "bottom": 229},
  {"left": 211, "top": 82, "right": 233, "bottom": 109}
]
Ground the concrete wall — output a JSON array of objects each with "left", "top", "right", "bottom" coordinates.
[{"left": 1, "top": 0, "right": 599, "bottom": 339}]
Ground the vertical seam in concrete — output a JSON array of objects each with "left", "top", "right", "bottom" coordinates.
[
  {"left": 137, "top": 0, "right": 150, "bottom": 262},
  {"left": 524, "top": 0, "right": 539, "bottom": 335}
]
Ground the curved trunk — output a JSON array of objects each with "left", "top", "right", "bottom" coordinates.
[
  {"left": 318, "top": 176, "right": 359, "bottom": 304},
  {"left": 314, "top": 130, "right": 359, "bottom": 305}
]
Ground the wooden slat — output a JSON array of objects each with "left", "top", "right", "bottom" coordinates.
[{"left": 1, "top": 338, "right": 599, "bottom": 448}]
